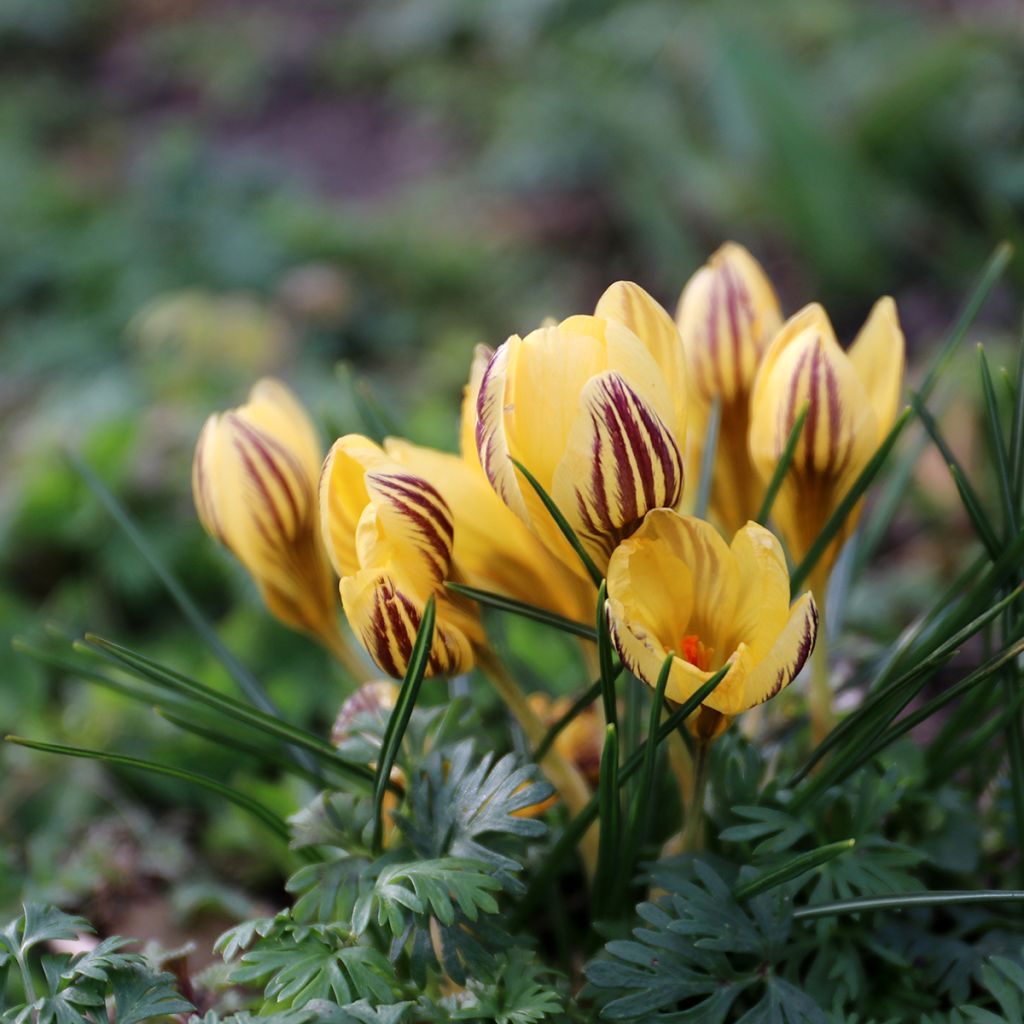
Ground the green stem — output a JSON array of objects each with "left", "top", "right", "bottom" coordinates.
[
  {"left": 16, "top": 953, "right": 36, "bottom": 1005},
  {"left": 680, "top": 738, "right": 712, "bottom": 853}
]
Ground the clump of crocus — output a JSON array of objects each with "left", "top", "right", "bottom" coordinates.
[
  {"left": 676, "top": 243, "right": 783, "bottom": 532},
  {"left": 191, "top": 378, "right": 363, "bottom": 675},
  {"left": 476, "top": 282, "right": 687, "bottom": 575}
]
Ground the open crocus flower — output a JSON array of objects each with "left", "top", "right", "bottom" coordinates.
[
  {"left": 192, "top": 378, "right": 347, "bottom": 656},
  {"left": 606, "top": 511, "right": 818, "bottom": 718},
  {"left": 748, "top": 299, "right": 905, "bottom": 592},
  {"left": 319, "top": 435, "right": 482, "bottom": 678},
  {"left": 476, "top": 282, "right": 687, "bottom": 575},
  {"left": 676, "top": 243, "right": 783, "bottom": 533}
]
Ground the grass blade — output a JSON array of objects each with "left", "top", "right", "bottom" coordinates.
[
  {"left": 81, "top": 634, "right": 378, "bottom": 788},
  {"left": 790, "top": 408, "right": 912, "bottom": 595},
  {"left": 756, "top": 403, "right": 809, "bottom": 526},
  {"left": 978, "top": 345, "right": 1018, "bottom": 536},
  {"left": 734, "top": 839, "right": 855, "bottom": 903},
  {"left": 511, "top": 458, "right": 603, "bottom": 587},
  {"left": 621, "top": 653, "right": 674, "bottom": 884},
  {"left": 694, "top": 399, "right": 720, "bottom": 520},
  {"left": 794, "top": 889, "right": 1024, "bottom": 921},
  {"left": 5, "top": 736, "right": 296, "bottom": 846},
  {"left": 596, "top": 581, "right": 617, "bottom": 728},
  {"left": 67, "top": 451, "right": 283, "bottom": 717},
  {"left": 594, "top": 723, "right": 620, "bottom": 918},
  {"left": 445, "top": 582, "right": 596, "bottom": 641},
  {"left": 372, "top": 596, "right": 435, "bottom": 852}
]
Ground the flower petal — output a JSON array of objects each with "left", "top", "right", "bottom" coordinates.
[
  {"left": 847, "top": 296, "right": 905, "bottom": 436},
  {"left": 676, "top": 242, "right": 782, "bottom": 404},
  {"left": 737, "top": 592, "right": 818, "bottom": 709},
  {"left": 727, "top": 522, "right": 791, "bottom": 660},
  {"left": 552, "top": 372, "right": 684, "bottom": 567},
  {"left": 341, "top": 569, "right": 475, "bottom": 678}
]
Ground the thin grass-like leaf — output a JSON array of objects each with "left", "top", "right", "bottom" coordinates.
[
  {"left": 511, "top": 458, "right": 603, "bottom": 587},
  {"left": 445, "top": 582, "right": 596, "bottom": 640},
  {"left": 596, "top": 581, "right": 617, "bottom": 728},
  {"left": 733, "top": 839, "right": 855, "bottom": 902},
  {"left": 5, "top": 736, "right": 296, "bottom": 846},
  {"left": 336, "top": 362, "right": 403, "bottom": 444},
  {"left": 694, "top": 399, "right": 720, "bottom": 520},
  {"left": 594, "top": 724, "right": 620, "bottom": 918},
  {"left": 372, "top": 596, "right": 435, "bottom": 852},
  {"left": 756, "top": 403, "right": 809, "bottom": 526},
  {"left": 794, "top": 889, "right": 1024, "bottom": 921},
  {"left": 620, "top": 653, "right": 673, "bottom": 886},
  {"left": 978, "top": 345, "right": 1018, "bottom": 536},
  {"left": 80, "top": 635, "right": 378, "bottom": 788},
  {"left": 67, "top": 451, "right": 282, "bottom": 717},
  {"left": 514, "top": 662, "right": 731, "bottom": 922},
  {"left": 1012, "top": 324, "right": 1024, "bottom": 509},
  {"left": 911, "top": 392, "right": 1001, "bottom": 557},
  {"left": 790, "top": 408, "right": 912, "bottom": 595},
  {"left": 153, "top": 709, "right": 323, "bottom": 786}
]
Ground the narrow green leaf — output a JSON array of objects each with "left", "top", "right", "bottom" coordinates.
[
  {"left": 596, "top": 581, "right": 617, "bottom": 728},
  {"left": 621, "top": 653, "right": 674, "bottom": 882},
  {"left": 694, "top": 399, "right": 720, "bottom": 520},
  {"left": 911, "top": 392, "right": 1001, "bottom": 557},
  {"left": 1011, "top": 322, "right": 1024, "bottom": 509},
  {"left": 336, "top": 363, "right": 403, "bottom": 443},
  {"left": 594, "top": 723, "right": 621, "bottom": 918},
  {"left": 67, "top": 451, "right": 284, "bottom": 718},
  {"left": 5, "top": 736, "right": 294, "bottom": 845},
  {"left": 734, "top": 839, "right": 855, "bottom": 902},
  {"left": 792, "top": 585, "right": 1022, "bottom": 783},
  {"left": 511, "top": 458, "right": 603, "bottom": 587},
  {"left": 978, "top": 345, "right": 1019, "bottom": 537},
  {"left": 756, "top": 403, "right": 809, "bottom": 526},
  {"left": 532, "top": 679, "right": 604, "bottom": 764},
  {"left": 153, "top": 709, "right": 323, "bottom": 786},
  {"left": 514, "top": 662, "right": 731, "bottom": 923},
  {"left": 794, "top": 889, "right": 1024, "bottom": 921},
  {"left": 445, "top": 581, "right": 596, "bottom": 640},
  {"left": 80, "top": 635, "right": 378, "bottom": 788},
  {"left": 790, "top": 407, "right": 912, "bottom": 595},
  {"left": 917, "top": 242, "right": 1013, "bottom": 403},
  {"left": 853, "top": 242, "right": 1012, "bottom": 572},
  {"left": 372, "top": 596, "right": 435, "bottom": 852}
]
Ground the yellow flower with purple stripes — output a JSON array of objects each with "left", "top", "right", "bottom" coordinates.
[
  {"left": 676, "top": 242, "right": 784, "bottom": 532},
  {"left": 475, "top": 282, "right": 688, "bottom": 575},
  {"left": 191, "top": 378, "right": 339, "bottom": 648},
  {"left": 319, "top": 436, "right": 481, "bottom": 678},
  {"left": 748, "top": 298, "right": 905, "bottom": 592}
]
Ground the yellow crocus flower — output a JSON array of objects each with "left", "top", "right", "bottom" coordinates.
[
  {"left": 606, "top": 510, "right": 818, "bottom": 719},
  {"left": 676, "top": 243, "right": 783, "bottom": 532},
  {"left": 192, "top": 378, "right": 355, "bottom": 664},
  {"left": 319, "top": 435, "right": 482, "bottom": 678},
  {"left": 383, "top": 438, "right": 594, "bottom": 625},
  {"left": 748, "top": 298, "right": 905, "bottom": 592},
  {"left": 475, "top": 282, "right": 687, "bottom": 575}
]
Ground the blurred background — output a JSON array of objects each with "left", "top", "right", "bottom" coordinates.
[{"left": 2, "top": 0, "right": 1022, "bottom": 953}]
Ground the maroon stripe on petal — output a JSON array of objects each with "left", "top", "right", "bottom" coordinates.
[
  {"left": 782, "top": 346, "right": 811, "bottom": 456},
  {"left": 231, "top": 416, "right": 304, "bottom": 528},
  {"left": 232, "top": 434, "right": 291, "bottom": 542},
  {"left": 367, "top": 585, "right": 401, "bottom": 678}
]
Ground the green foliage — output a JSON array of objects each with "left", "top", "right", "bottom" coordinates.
[{"left": 0, "top": 904, "right": 192, "bottom": 1023}]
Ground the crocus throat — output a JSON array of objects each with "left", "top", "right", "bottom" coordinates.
[{"left": 680, "top": 634, "right": 713, "bottom": 672}]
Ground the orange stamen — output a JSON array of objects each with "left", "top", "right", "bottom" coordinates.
[{"left": 680, "top": 634, "right": 713, "bottom": 671}]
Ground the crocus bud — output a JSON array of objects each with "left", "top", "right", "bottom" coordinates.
[
  {"left": 748, "top": 298, "right": 905, "bottom": 593},
  {"left": 319, "top": 436, "right": 482, "bottom": 678},
  {"left": 476, "top": 283, "right": 687, "bottom": 574},
  {"left": 192, "top": 378, "right": 341, "bottom": 648},
  {"left": 676, "top": 243, "right": 783, "bottom": 532}
]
